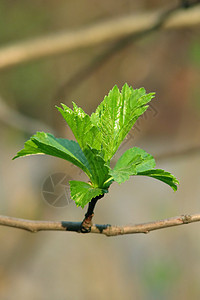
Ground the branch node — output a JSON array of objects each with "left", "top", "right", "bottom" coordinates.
[
  {"left": 181, "top": 214, "right": 192, "bottom": 224},
  {"left": 80, "top": 214, "right": 94, "bottom": 233}
]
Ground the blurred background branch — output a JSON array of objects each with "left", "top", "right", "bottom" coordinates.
[
  {"left": 0, "top": 95, "right": 55, "bottom": 134},
  {"left": 155, "top": 144, "right": 200, "bottom": 161},
  {"left": 54, "top": 2, "right": 200, "bottom": 101},
  {"left": 0, "top": 4, "right": 200, "bottom": 70}
]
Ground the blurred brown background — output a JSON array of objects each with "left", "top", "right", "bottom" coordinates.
[{"left": 0, "top": 0, "right": 200, "bottom": 299}]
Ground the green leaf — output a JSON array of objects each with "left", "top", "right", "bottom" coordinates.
[
  {"left": 110, "top": 155, "right": 141, "bottom": 183},
  {"left": 70, "top": 180, "right": 107, "bottom": 208},
  {"left": 91, "top": 83, "right": 155, "bottom": 161},
  {"left": 56, "top": 103, "right": 102, "bottom": 151},
  {"left": 13, "top": 132, "right": 91, "bottom": 177},
  {"left": 83, "top": 146, "right": 111, "bottom": 188},
  {"left": 110, "top": 147, "right": 179, "bottom": 190},
  {"left": 137, "top": 169, "right": 179, "bottom": 191},
  {"left": 110, "top": 147, "right": 156, "bottom": 184},
  {"left": 13, "top": 132, "right": 111, "bottom": 192}
]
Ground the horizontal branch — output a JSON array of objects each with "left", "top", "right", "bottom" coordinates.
[
  {"left": 0, "top": 213, "right": 199, "bottom": 237},
  {"left": 0, "top": 5, "right": 200, "bottom": 70}
]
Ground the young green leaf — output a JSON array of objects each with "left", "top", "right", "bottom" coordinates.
[
  {"left": 110, "top": 147, "right": 179, "bottom": 191},
  {"left": 91, "top": 84, "right": 155, "bottom": 161},
  {"left": 56, "top": 103, "right": 102, "bottom": 151},
  {"left": 109, "top": 155, "right": 141, "bottom": 183},
  {"left": 13, "top": 132, "right": 91, "bottom": 177},
  {"left": 83, "top": 146, "right": 111, "bottom": 188},
  {"left": 137, "top": 169, "right": 179, "bottom": 191},
  {"left": 110, "top": 147, "right": 156, "bottom": 184},
  {"left": 69, "top": 180, "right": 107, "bottom": 208}
]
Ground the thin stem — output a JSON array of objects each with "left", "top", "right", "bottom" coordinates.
[{"left": 80, "top": 194, "right": 104, "bottom": 233}]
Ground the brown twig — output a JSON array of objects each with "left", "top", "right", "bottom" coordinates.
[{"left": 0, "top": 214, "right": 199, "bottom": 237}]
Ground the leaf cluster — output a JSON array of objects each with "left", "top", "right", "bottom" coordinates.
[{"left": 13, "top": 84, "right": 179, "bottom": 208}]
